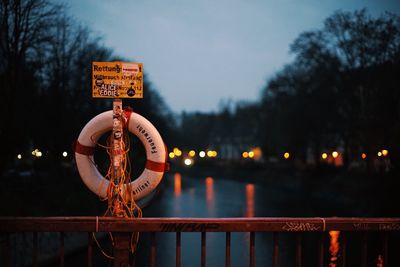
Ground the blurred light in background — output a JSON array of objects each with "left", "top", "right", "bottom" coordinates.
[
  {"left": 322, "top": 153, "right": 328, "bottom": 160},
  {"left": 32, "top": 149, "right": 42, "bottom": 158},
  {"left": 173, "top": 148, "right": 182, "bottom": 157},
  {"left": 199, "top": 151, "right": 206, "bottom": 158},
  {"left": 377, "top": 151, "right": 382, "bottom": 157},
  {"left": 242, "top": 151, "right": 249, "bottom": 158},
  {"left": 248, "top": 151, "right": 254, "bottom": 158},
  {"left": 207, "top": 150, "right": 213, "bottom": 157},
  {"left": 361, "top": 153, "right": 367, "bottom": 159},
  {"left": 382, "top": 149, "right": 388, "bottom": 157},
  {"left": 283, "top": 152, "right": 290, "bottom": 159},
  {"left": 188, "top": 150, "right": 196, "bottom": 157},
  {"left": 332, "top": 151, "right": 339, "bottom": 158},
  {"left": 62, "top": 151, "right": 68, "bottom": 157},
  {"left": 184, "top": 158, "right": 193, "bottom": 166},
  {"left": 169, "top": 152, "right": 175, "bottom": 159},
  {"left": 252, "top": 147, "right": 262, "bottom": 160},
  {"left": 17, "top": 154, "right": 22, "bottom": 160}
]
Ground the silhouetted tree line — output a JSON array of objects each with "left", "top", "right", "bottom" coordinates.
[
  {"left": 0, "top": 0, "right": 175, "bottom": 173},
  {"left": 177, "top": 9, "right": 400, "bottom": 169}
]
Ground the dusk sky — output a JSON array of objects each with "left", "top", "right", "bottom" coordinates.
[{"left": 55, "top": 0, "right": 400, "bottom": 113}]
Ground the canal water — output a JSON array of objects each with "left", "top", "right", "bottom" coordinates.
[{"left": 132, "top": 172, "right": 323, "bottom": 267}]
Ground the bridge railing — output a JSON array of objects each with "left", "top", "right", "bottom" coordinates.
[{"left": 1, "top": 217, "right": 400, "bottom": 267}]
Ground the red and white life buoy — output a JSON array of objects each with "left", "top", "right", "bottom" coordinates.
[{"left": 75, "top": 110, "right": 168, "bottom": 200}]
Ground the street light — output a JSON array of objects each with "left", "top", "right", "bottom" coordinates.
[{"left": 184, "top": 158, "right": 193, "bottom": 166}]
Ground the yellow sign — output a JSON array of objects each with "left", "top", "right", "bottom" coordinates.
[{"left": 92, "top": 61, "right": 143, "bottom": 98}]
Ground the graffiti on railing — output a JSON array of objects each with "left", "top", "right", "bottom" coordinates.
[
  {"left": 353, "top": 223, "right": 371, "bottom": 230},
  {"left": 282, "top": 222, "right": 320, "bottom": 231},
  {"left": 160, "top": 223, "right": 220, "bottom": 232},
  {"left": 379, "top": 223, "right": 400, "bottom": 231}
]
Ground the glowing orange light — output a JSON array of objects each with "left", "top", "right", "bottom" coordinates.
[
  {"left": 246, "top": 184, "right": 255, "bottom": 217},
  {"left": 329, "top": 230, "right": 340, "bottom": 267},
  {"left": 332, "top": 151, "right": 339, "bottom": 159},
  {"left": 242, "top": 151, "right": 249, "bottom": 158},
  {"left": 361, "top": 153, "right": 367, "bottom": 159},
  {"left": 205, "top": 177, "right": 214, "bottom": 202},
  {"left": 252, "top": 147, "right": 262, "bottom": 160},
  {"left": 188, "top": 150, "right": 196, "bottom": 157},
  {"left": 283, "top": 152, "right": 290, "bottom": 159},
  {"left": 322, "top": 153, "right": 328, "bottom": 159},
  {"left": 174, "top": 173, "right": 182, "bottom": 197},
  {"left": 382, "top": 149, "right": 388, "bottom": 157},
  {"left": 377, "top": 255, "right": 383, "bottom": 267}
]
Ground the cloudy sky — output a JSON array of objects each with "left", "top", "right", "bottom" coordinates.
[{"left": 55, "top": 0, "right": 400, "bottom": 113}]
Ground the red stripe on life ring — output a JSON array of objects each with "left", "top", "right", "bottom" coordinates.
[
  {"left": 74, "top": 140, "right": 95, "bottom": 156},
  {"left": 146, "top": 160, "right": 169, "bottom": 172}
]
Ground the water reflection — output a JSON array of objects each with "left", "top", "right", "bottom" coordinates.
[
  {"left": 205, "top": 176, "right": 215, "bottom": 215},
  {"left": 246, "top": 183, "right": 254, "bottom": 217},
  {"left": 174, "top": 172, "right": 182, "bottom": 197}
]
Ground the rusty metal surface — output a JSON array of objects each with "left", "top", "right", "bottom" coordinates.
[{"left": 1, "top": 217, "right": 400, "bottom": 233}]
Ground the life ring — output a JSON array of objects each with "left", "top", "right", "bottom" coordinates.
[{"left": 75, "top": 110, "right": 168, "bottom": 201}]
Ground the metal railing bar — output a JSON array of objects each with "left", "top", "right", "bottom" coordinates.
[
  {"left": 225, "top": 232, "right": 231, "bottom": 267},
  {"left": 249, "top": 232, "right": 255, "bottom": 267},
  {"left": 33, "top": 232, "right": 38, "bottom": 267},
  {"left": 87, "top": 232, "right": 93, "bottom": 267},
  {"left": 318, "top": 233, "right": 324, "bottom": 267},
  {"left": 176, "top": 232, "right": 181, "bottom": 267},
  {"left": 361, "top": 233, "right": 367, "bottom": 267},
  {"left": 296, "top": 234, "right": 302, "bottom": 267},
  {"left": 150, "top": 232, "right": 156, "bottom": 267},
  {"left": 201, "top": 232, "right": 206, "bottom": 267},
  {"left": 273, "top": 232, "right": 279, "bottom": 267},
  {"left": 1, "top": 217, "right": 400, "bottom": 233},
  {"left": 59, "top": 232, "right": 65, "bottom": 267}
]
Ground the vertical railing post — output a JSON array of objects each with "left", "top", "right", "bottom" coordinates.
[
  {"left": 296, "top": 234, "right": 302, "bottom": 267},
  {"left": 59, "top": 232, "right": 65, "bottom": 267},
  {"left": 113, "top": 232, "right": 131, "bottom": 267},
  {"left": 2, "top": 233, "right": 11, "bottom": 267},
  {"left": 341, "top": 232, "right": 346, "bottom": 267},
  {"left": 33, "top": 232, "right": 38, "bottom": 267},
  {"left": 273, "top": 232, "right": 279, "bottom": 267},
  {"left": 150, "top": 232, "right": 156, "bottom": 267},
  {"left": 88, "top": 233, "right": 93, "bottom": 267},
  {"left": 361, "top": 233, "right": 367, "bottom": 267},
  {"left": 176, "top": 232, "right": 181, "bottom": 267},
  {"left": 225, "top": 232, "right": 231, "bottom": 267},
  {"left": 318, "top": 232, "right": 324, "bottom": 267},
  {"left": 201, "top": 232, "right": 206, "bottom": 267},
  {"left": 249, "top": 232, "right": 255, "bottom": 267}
]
